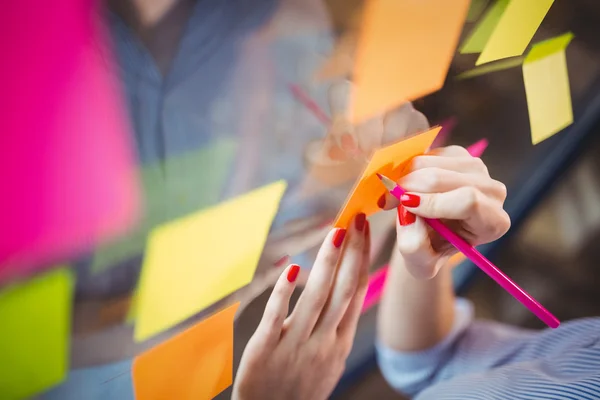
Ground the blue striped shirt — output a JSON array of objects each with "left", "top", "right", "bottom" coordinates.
[
  {"left": 377, "top": 299, "right": 600, "bottom": 399},
  {"left": 74, "top": 0, "right": 336, "bottom": 298}
]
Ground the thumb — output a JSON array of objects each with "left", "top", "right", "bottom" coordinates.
[
  {"left": 328, "top": 79, "right": 352, "bottom": 117},
  {"left": 327, "top": 80, "right": 358, "bottom": 153},
  {"left": 355, "top": 115, "right": 384, "bottom": 154},
  {"left": 396, "top": 206, "right": 443, "bottom": 280}
]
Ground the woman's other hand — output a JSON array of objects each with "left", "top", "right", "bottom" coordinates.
[
  {"left": 233, "top": 214, "right": 370, "bottom": 400},
  {"left": 379, "top": 145, "right": 511, "bottom": 279}
]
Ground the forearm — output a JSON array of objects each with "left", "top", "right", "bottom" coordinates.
[{"left": 377, "top": 246, "right": 456, "bottom": 351}]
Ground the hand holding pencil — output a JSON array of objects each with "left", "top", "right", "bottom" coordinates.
[{"left": 377, "top": 145, "right": 559, "bottom": 328}]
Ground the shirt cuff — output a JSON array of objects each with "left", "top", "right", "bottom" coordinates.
[{"left": 376, "top": 298, "right": 474, "bottom": 395}]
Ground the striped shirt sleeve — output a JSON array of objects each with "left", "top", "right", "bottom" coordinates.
[{"left": 376, "top": 298, "right": 536, "bottom": 396}]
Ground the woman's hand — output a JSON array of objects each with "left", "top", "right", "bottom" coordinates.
[
  {"left": 233, "top": 214, "right": 371, "bottom": 400},
  {"left": 380, "top": 145, "right": 511, "bottom": 279}
]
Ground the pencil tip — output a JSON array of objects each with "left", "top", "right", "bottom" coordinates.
[{"left": 376, "top": 173, "right": 397, "bottom": 191}]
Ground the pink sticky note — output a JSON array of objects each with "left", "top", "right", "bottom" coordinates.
[
  {"left": 361, "top": 265, "right": 388, "bottom": 313},
  {"left": 467, "top": 138, "right": 489, "bottom": 157},
  {"left": 0, "top": 1, "right": 140, "bottom": 282},
  {"left": 430, "top": 117, "right": 458, "bottom": 149}
]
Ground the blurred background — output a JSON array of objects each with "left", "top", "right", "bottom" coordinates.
[{"left": 2, "top": 0, "right": 600, "bottom": 399}]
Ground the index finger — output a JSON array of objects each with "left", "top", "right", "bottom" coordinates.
[
  {"left": 283, "top": 227, "right": 346, "bottom": 343},
  {"left": 315, "top": 214, "right": 368, "bottom": 333}
]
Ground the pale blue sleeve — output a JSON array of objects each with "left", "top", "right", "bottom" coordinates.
[{"left": 376, "top": 298, "right": 536, "bottom": 396}]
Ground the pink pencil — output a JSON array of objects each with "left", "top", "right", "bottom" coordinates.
[
  {"left": 376, "top": 173, "right": 560, "bottom": 329},
  {"left": 289, "top": 83, "right": 331, "bottom": 125}
]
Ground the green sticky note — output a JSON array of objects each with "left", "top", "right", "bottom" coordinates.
[
  {"left": 460, "top": 0, "right": 510, "bottom": 54},
  {"left": 456, "top": 56, "right": 524, "bottom": 79},
  {"left": 0, "top": 268, "right": 74, "bottom": 399},
  {"left": 476, "top": 0, "right": 555, "bottom": 65},
  {"left": 466, "top": 0, "right": 490, "bottom": 22},
  {"left": 126, "top": 290, "right": 138, "bottom": 324},
  {"left": 524, "top": 31, "right": 574, "bottom": 63},
  {"left": 91, "top": 138, "right": 238, "bottom": 274},
  {"left": 523, "top": 32, "right": 574, "bottom": 144}
]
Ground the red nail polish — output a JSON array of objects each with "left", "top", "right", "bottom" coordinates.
[
  {"left": 398, "top": 206, "right": 416, "bottom": 226},
  {"left": 332, "top": 228, "right": 346, "bottom": 248},
  {"left": 365, "top": 220, "right": 370, "bottom": 236},
  {"left": 287, "top": 264, "right": 300, "bottom": 282},
  {"left": 340, "top": 133, "right": 357, "bottom": 151},
  {"left": 355, "top": 213, "right": 366, "bottom": 231},
  {"left": 273, "top": 255, "right": 289, "bottom": 268},
  {"left": 377, "top": 194, "right": 386, "bottom": 209},
  {"left": 400, "top": 193, "right": 421, "bottom": 208}
]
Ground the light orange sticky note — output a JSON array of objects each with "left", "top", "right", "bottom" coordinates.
[
  {"left": 523, "top": 32, "right": 574, "bottom": 145},
  {"left": 447, "top": 252, "right": 467, "bottom": 268},
  {"left": 135, "top": 180, "right": 286, "bottom": 341},
  {"left": 133, "top": 302, "right": 239, "bottom": 400},
  {"left": 334, "top": 127, "right": 440, "bottom": 228},
  {"left": 351, "top": 0, "right": 470, "bottom": 123},
  {"left": 476, "top": 0, "right": 555, "bottom": 66}
]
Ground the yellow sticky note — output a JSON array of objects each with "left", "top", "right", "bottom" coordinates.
[
  {"left": 523, "top": 32, "right": 574, "bottom": 145},
  {"left": 134, "top": 181, "right": 286, "bottom": 341},
  {"left": 476, "top": 0, "right": 554, "bottom": 66},
  {"left": 456, "top": 56, "right": 523, "bottom": 79},
  {"left": 133, "top": 303, "right": 239, "bottom": 400},
  {"left": 460, "top": 0, "right": 510, "bottom": 54},
  {"left": 351, "top": 0, "right": 470, "bottom": 123},
  {"left": 0, "top": 268, "right": 73, "bottom": 399},
  {"left": 334, "top": 127, "right": 440, "bottom": 228}
]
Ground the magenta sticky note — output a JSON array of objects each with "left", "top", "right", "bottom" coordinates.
[
  {"left": 361, "top": 265, "right": 389, "bottom": 313},
  {"left": 430, "top": 117, "right": 458, "bottom": 149},
  {"left": 0, "top": 1, "right": 140, "bottom": 282},
  {"left": 466, "top": 138, "right": 489, "bottom": 157}
]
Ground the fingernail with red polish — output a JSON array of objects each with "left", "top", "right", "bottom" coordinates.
[
  {"left": 332, "top": 228, "right": 346, "bottom": 248},
  {"left": 398, "top": 206, "right": 416, "bottom": 226},
  {"left": 287, "top": 264, "right": 300, "bottom": 283},
  {"left": 365, "top": 220, "right": 370, "bottom": 236},
  {"left": 377, "top": 194, "right": 386, "bottom": 209},
  {"left": 340, "top": 133, "right": 357, "bottom": 151},
  {"left": 273, "top": 255, "right": 289, "bottom": 268},
  {"left": 355, "top": 213, "right": 366, "bottom": 231},
  {"left": 400, "top": 193, "right": 421, "bottom": 208}
]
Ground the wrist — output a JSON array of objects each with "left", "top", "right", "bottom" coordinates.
[{"left": 378, "top": 249, "right": 456, "bottom": 351}]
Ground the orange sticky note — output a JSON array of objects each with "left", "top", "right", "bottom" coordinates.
[
  {"left": 447, "top": 252, "right": 467, "bottom": 268},
  {"left": 133, "top": 302, "right": 239, "bottom": 400},
  {"left": 334, "top": 127, "right": 440, "bottom": 228},
  {"left": 351, "top": 0, "right": 470, "bottom": 123}
]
